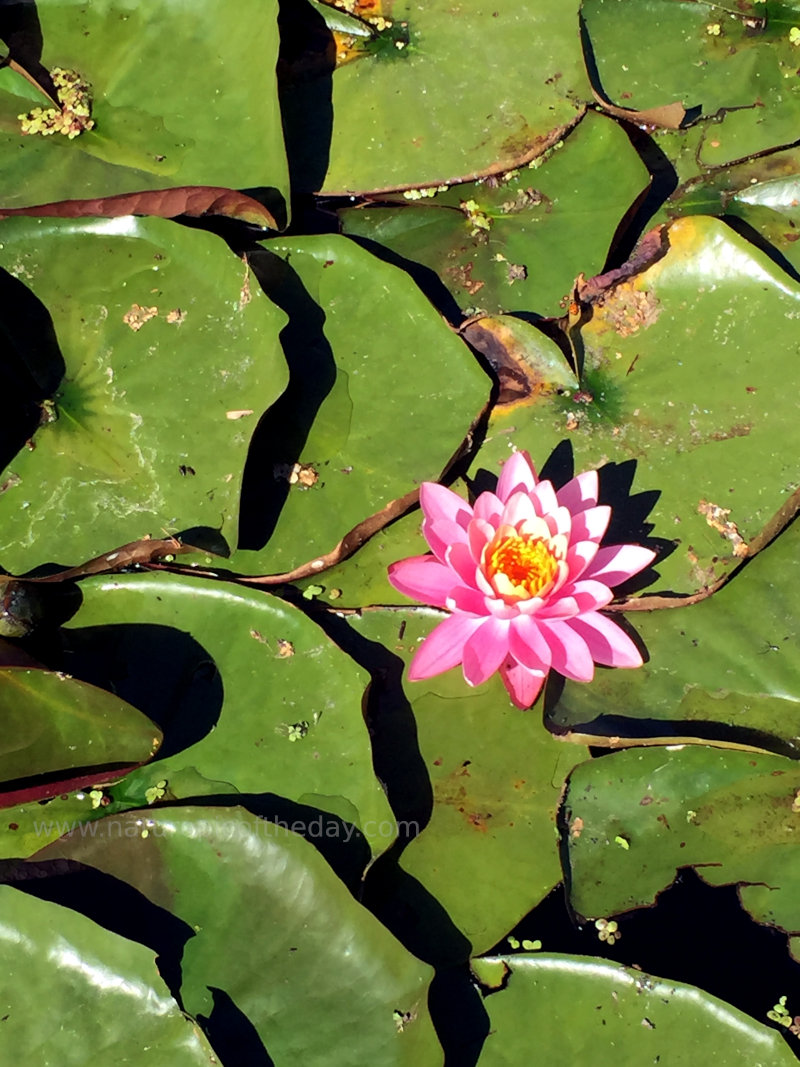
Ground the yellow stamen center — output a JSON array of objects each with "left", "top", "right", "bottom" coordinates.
[{"left": 484, "top": 530, "right": 559, "bottom": 601}]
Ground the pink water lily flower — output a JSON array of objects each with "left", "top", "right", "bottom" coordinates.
[{"left": 388, "top": 450, "right": 655, "bottom": 708}]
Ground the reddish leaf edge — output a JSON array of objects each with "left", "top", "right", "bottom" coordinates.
[{"left": 0, "top": 186, "right": 278, "bottom": 228}]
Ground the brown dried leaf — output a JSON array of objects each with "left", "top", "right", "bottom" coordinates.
[
  {"left": 461, "top": 316, "right": 575, "bottom": 409},
  {"left": 28, "top": 536, "right": 199, "bottom": 584},
  {"left": 590, "top": 86, "right": 686, "bottom": 131},
  {"left": 0, "top": 186, "right": 278, "bottom": 227}
]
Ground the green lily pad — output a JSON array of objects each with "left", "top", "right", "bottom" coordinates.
[
  {"left": 653, "top": 136, "right": 800, "bottom": 250},
  {"left": 35, "top": 806, "right": 441, "bottom": 1066},
  {"left": 549, "top": 497, "right": 800, "bottom": 753},
  {"left": 582, "top": 0, "right": 800, "bottom": 166},
  {"left": 561, "top": 746, "right": 800, "bottom": 945},
  {"left": 319, "top": 0, "right": 589, "bottom": 193},
  {"left": 472, "top": 953, "right": 797, "bottom": 1065},
  {"left": 232, "top": 234, "right": 489, "bottom": 573},
  {"left": 0, "top": 885, "right": 218, "bottom": 1064},
  {"left": 62, "top": 571, "right": 395, "bottom": 853},
  {"left": 339, "top": 111, "right": 650, "bottom": 316},
  {"left": 353, "top": 608, "right": 588, "bottom": 954},
  {"left": 0, "top": 0, "right": 287, "bottom": 207},
  {"left": 466, "top": 213, "right": 800, "bottom": 595},
  {"left": 0, "top": 666, "right": 160, "bottom": 796},
  {"left": 293, "top": 505, "right": 429, "bottom": 607},
  {"left": 0, "top": 789, "right": 115, "bottom": 858},
  {"left": 724, "top": 176, "right": 800, "bottom": 275},
  {"left": 0, "top": 216, "right": 287, "bottom": 573}
]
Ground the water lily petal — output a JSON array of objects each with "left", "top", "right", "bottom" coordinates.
[
  {"left": 468, "top": 517, "right": 495, "bottom": 561},
  {"left": 393, "top": 456, "right": 652, "bottom": 694},
  {"left": 408, "top": 613, "right": 483, "bottom": 680},
  {"left": 582, "top": 544, "right": 656, "bottom": 588},
  {"left": 531, "top": 478, "right": 558, "bottom": 517},
  {"left": 539, "top": 579, "right": 614, "bottom": 618},
  {"left": 484, "top": 596, "right": 522, "bottom": 620},
  {"left": 509, "top": 615, "right": 552, "bottom": 671},
  {"left": 565, "top": 540, "right": 600, "bottom": 583},
  {"left": 446, "top": 540, "right": 480, "bottom": 586},
  {"left": 425, "top": 517, "right": 471, "bottom": 562},
  {"left": 462, "top": 617, "right": 511, "bottom": 686},
  {"left": 420, "top": 481, "right": 473, "bottom": 529},
  {"left": 538, "top": 595, "right": 580, "bottom": 620},
  {"left": 473, "top": 490, "right": 503, "bottom": 526},
  {"left": 496, "top": 450, "right": 537, "bottom": 502},
  {"left": 570, "top": 612, "right": 644, "bottom": 668},
  {"left": 388, "top": 555, "right": 460, "bottom": 608},
  {"left": 515, "top": 594, "right": 547, "bottom": 616},
  {"left": 447, "top": 585, "right": 486, "bottom": 614},
  {"left": 545, "top": 505, "right": 573, "bottom": 538},
  {"left": 516, "top": 514, "right": 553, "bottom": 542},
  {"left": 500, "top": 490, "right": 537, "bottom": 528},
  {"left": 499, "top": 657, "right": 546, "bottom": 709},
  {"left": 570, "top": 505, "right": 611, "bottom": 545},
  {"left": 539, "top": 619, "right": 595, "bottom": 682},
  {"left": 474, "top": 566, "right": 496, "bottom": 597},
  {"left": 557, "top": 469, "right": 598, "bottom": 512}
]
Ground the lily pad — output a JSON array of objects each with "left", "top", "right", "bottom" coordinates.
[
  {"left": 353, "top": 608, "right": 588, "bottom": 954},
  {"left": 549, "top": 492, "right": 800, "bottom": 753},
  {"left": 0, "top": 216, "right": 287, "bottom": 573},
  {"left": 561, "top": 746, "right": 800, "bottom": 946},
  {"left": 35, "top": 806, "right": 442, "bottom": 1066},
  {"left": 319, "top": 0, "right": 589, "bottom": 193},
  {"left": 0, "top": 666, "right": 160, "bottom": 800},
  {"left": 582, "top": 0, "right": 800, "bottom": 166},
  {"left": 0, "top": 0, "right": 288, "bottom": 208},
  {"left": 233, "top": 234, "right": 489, "bottom": 573},
  {"left": 0, "top": 885, "right": 218, "bottom": 1064},
  {"left": 0, "top": 789, "right": 114, "bottom": 859},
  {"left": 61, "top": 571, "right": 395, "bottom": 854},
  {"left": 339, "top": 111, "right": 650, "bottom": 317},
  {"left": 472, "top": 953, "right": 797, "bottom": 1065},
  {"left": 466, "top": 214, "right": 800, "bottom": 595}
]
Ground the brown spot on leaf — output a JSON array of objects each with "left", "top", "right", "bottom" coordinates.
[
  {"left": 460, "top": 316, "right": 574, "bottom": 409},
  {"left": 597, "top": 281, "right": 661, "bottom": 337},
  {"left": 709, "top": 423, "right": 751, "bottom": 442},
  {"left": 123, "top": 304, "right": 158, "bottom": 331},
  {"left": 445, "top": 260, "right": 485, "bottom": 296},
  {"left": 467, "top": 811, "right": 491, "bottom": 832},
  {"left": 698, "top": 499, "right": 748, "bottom": 557}
]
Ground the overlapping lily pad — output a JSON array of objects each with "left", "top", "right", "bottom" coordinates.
[
  {"left": 549, "top": 469, "right": 800, "bottom": 752},
  {"left": 35, "top": 806, "right": 441, "bottom": 1066},
  {"left": 465, "top": 214, "right": 800, "bottom": 595},
  {"left": 0, "top": 0, "right": 287, "bottom": 207},
  {"left": 340, "top": 111, "right": 649, "bottom": 317},
  {"left": 0, "top": 885, "right": 218, "bottom": 1064},
  {"left": 231, "top": 234, "right": 489, "bottom": 574},
  {"left": 0, "top": 216, "right": 287, "bottom": 573},
  {"left": 561, "top": 746, "right": 800, "bottom": 949},
  {"left": 353, "top": 608, "right": 587, "bottom": 954},
  {"left": 472, "top": 954, "right": 797, "bottom": 1065},
  {"left": 582, "top": 0, "right": 800, "bottom": 167},
  {"left": 0, "top": 790, "right": 112, "bottom": 859},
  {"left": 0, "top": 666, "right": 160, "bottom": 802},
  {"left": 62, "top": 571, "right": 394, "bottom": 854},
  {"left": 319, "top": 0, "right": 589, "bottom": 193}
]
